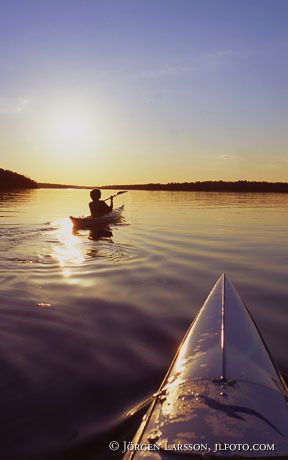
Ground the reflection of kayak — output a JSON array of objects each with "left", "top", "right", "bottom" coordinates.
[
  {"left": 124, "top": 275, "right": 288, "bottom": 459},
  {"left": 70, "top": 205, "right": 124, "bottom": 229}
]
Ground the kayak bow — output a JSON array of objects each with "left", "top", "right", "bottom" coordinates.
[
  {"left": 70, "top": 205, "right": 124, "bottom": 229},
  {"left": 124, "top": 275, "right": 288, "bottom": 458}
]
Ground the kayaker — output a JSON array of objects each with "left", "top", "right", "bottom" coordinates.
[{"left": 89, "top": 189, "right": 113, "bottom": 218}]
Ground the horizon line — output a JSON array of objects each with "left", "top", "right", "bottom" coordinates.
[{"left": 38, "top": 179, "right": 288, "bottom": 189}]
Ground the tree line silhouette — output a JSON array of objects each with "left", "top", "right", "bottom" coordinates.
[
  {"left": 1, "top": 168, "right": 288, "bottom": 193},
  {"left": 101, "top": 180, "right": 288, "bottom": 193},
  {"left": 0, "top": 168, "right": 38, "bottom": 190}
]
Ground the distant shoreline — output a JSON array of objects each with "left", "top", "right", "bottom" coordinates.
[
  {"left": 38, "top": 183, "right": 94, "bottom": 189},
  {"left": 39, "top": 181, "right": 288, "bottom": 193},
  {"left": 1, "top": 167, "right": 288, "bottom": 193}
]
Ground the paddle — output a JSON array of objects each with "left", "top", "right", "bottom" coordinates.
[{"left": 103, "top": 190, "right": 128, "bottom": 202}]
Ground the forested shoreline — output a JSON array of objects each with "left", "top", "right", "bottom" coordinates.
[
  {"left": 0, "top": 168, "right": 38, "bottom": 190},
  {"left": 101, "top": 180, "right": 288, "bottom": 193},
  {"left": 1, "top": 168, "right": 288, "bottom": 193}
]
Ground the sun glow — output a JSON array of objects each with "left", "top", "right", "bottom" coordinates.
[
  {"left": 32, "top": 100, "right": 117, "bottom": 178},
  {"left": 48, "top": 110, "right": 94, "bottom": 151}
]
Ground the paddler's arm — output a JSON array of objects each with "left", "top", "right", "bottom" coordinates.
[
  {"left": 109, "top": 196, "right": 114, "bottom": 210},
  {"left": 89, "top": 201, "right": 93, "bottom": 216}
]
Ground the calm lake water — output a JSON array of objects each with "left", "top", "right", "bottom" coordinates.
[{"left": 1, "top": 188, "right": 288, "bottom": 460}]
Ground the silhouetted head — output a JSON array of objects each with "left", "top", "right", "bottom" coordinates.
[{"left": 90, "top": 189, "right": 101, "bottom": 201}]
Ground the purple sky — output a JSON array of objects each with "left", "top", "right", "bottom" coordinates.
[{"left": 0, "top": 0, "right": 288, "bottom": 184}]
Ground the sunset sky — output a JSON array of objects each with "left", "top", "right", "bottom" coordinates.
[{"left": 0, "top": 0, "right": 288, "bottom": 185}]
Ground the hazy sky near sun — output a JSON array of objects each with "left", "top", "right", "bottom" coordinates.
[{"left": 0, "top": 0, "right": 288, "bottom": 185}]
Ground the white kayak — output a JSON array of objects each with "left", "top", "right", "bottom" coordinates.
[
  {"left": 69, "top": 205, "right": 124, "bottom": 229},
  {"left": 124, "top": 274, "right": 288, "bottom": 458}
]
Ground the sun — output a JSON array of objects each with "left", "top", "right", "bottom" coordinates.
[
  {"left": 49, "top": 111, "right": 93, "bottom": 151},
  {"left": 36, "top": 103, "right": 110, "bottom": 162}
]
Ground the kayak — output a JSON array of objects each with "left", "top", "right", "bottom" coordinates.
[
  {"left": 124, "top": 275, "right": 288, "bottom": 458},
  {"left": 69, "top": 205, "right": 124, "bottom": 229}
]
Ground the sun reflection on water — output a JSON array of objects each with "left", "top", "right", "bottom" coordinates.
[{"left": 52, "top": 218, "right": 84, "bottom": 276}]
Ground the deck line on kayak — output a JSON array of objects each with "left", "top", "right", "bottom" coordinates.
[{"left": 221, "top": 273, "right": 226, "bottom": 382}]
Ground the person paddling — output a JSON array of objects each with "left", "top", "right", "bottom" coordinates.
[{"left": 89, "top": 189, "right": 113, "bottom": 218}]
